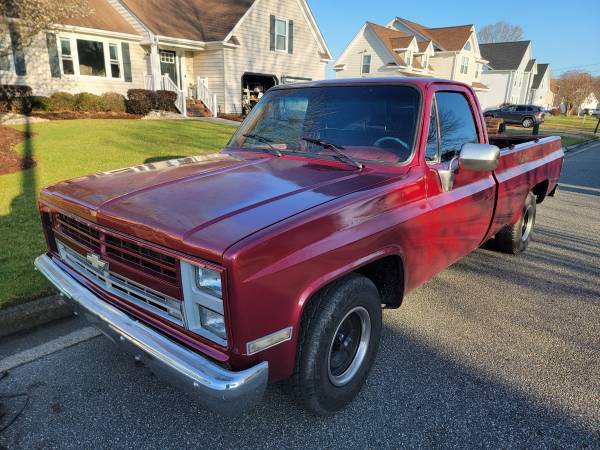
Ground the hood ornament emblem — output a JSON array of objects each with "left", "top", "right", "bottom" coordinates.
[{"left": 86, "top": 253, "right": 108, "bottom": 271}]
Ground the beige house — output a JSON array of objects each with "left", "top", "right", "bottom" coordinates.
[
  {"left": 334, "top": 17, "right": 488, "bottom": 94},
  {"left": 0, "top": 0, "right": 332, "bottom": 116}
]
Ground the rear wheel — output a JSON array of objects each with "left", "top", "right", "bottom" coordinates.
[
  {"left": 522, "top": 117, "right": 534, "bottom": 128},
  {"left": 291, "top": 273, "right": 382, "bottom": 415},
  {"left": 496, "top": 192, "right": 536, "bottom": 254}
]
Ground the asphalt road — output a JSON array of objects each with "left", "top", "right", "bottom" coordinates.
[{"left": 1, "top": 142, "right": 599, "bottom": 449}]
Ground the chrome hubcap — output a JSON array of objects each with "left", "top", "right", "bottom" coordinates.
[
  {"left": 328, "top": 306, "right": 371, "bottom": 387},
  {"left": 521, "top": 205, "right": 533, "bottom": 241}
]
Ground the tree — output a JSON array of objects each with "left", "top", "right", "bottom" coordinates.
[
  {"left": 0, "top": 0, "right": 90, "bottom": 58},
  {"left": 554, "top": 71, "right": 594, "bottom": 115},
  {"left": 478, "top": 21, "right": 524, "bottom": 44}
]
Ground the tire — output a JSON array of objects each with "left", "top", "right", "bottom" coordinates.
[
  {"left": 522, "top": 117, "right": 534, "bottom": 128},
  {"left": 291, "top": 273, "right": 382, "bottom": 415},
  {"left": 496, "top": 192, "right": 536, "bottom": 254}
]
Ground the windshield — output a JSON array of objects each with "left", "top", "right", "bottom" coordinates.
[{"left": 228, "top": 85, "right": 421, "bottom": 164}]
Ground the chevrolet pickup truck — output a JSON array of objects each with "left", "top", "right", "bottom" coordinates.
[{"left": 35, "top": 78, "right": 564, "bottom": 416}]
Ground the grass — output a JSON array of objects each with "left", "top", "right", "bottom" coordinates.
[
  {"left": 0, "top": 119, "right": 237, "bottom": 308},
  {"left": 504, "top": 114, "right": 599, "bottom": 148}
]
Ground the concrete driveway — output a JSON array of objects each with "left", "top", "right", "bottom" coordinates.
[{"left": 1, "top": 142, "right": 599, "bottom": 449}]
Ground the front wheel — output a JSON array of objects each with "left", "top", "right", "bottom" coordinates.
[
  {"left": 496, "top": 192, "right": 536, "bottom": 254},
  {"left": 291, "top": 273, "right": 382, "bottom": 415},
  {"left": 522, "top": 117, "right": 534, "bottom": 128}
]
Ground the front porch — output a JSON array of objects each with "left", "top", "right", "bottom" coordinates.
[{"left": 143, "top": 44, "right": 218, "bottom": 118}]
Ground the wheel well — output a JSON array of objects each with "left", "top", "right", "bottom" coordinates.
[
  {"left": 533, "top": 180, "right": 549, "bottom": 203},
  {"left": 355, "top": 255, "right": 404, "bottom": 309}
]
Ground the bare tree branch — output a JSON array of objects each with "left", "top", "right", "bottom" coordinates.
[
  {"left": 554, "top": 71, "right": 594, "bottom": 115},
  {"left": 478, "top": 21, "right": 524, "bottom": 43},
  {"left": 0, "top": 0, "right": 91, "bottom": 58}
]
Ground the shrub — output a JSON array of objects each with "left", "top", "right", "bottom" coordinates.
[
  {"left": 549, "top": 107, "right": 560, "bottom": 116},
  {"left": 155, "top": 90, "right": 178, "bottom": 112},
  {"left": 0, "top": 85, "right": 33, "bottom": 114},
  {"left": 49, "top": 92, "right": 76, "bottom": 111},
  {"left": 74, "top": 92, "right": 103, "bottom": 112},
  {"left": 126, "top": 89, "right": 157, "bottom": 115},
  {"left": 31, "top": 96, "right": 52, "bottom": 111},
  {"left": 100, "top": 92, "right": 126, "bottom": 113}
]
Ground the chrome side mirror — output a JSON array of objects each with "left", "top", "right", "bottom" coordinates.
[
  {"left": 459, "top": 143, "right": 500, "bottom": 172},
  {"left": 437, "top": 143, "right": 500, "bottom": 192}
]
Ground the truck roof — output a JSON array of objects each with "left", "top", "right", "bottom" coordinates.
[{"left": 270, "top": 77, "right": 468, "bottom": 90}]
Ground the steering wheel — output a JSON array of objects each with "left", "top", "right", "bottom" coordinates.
[{"left": 374, "top": 136, "right": 410, "bottom": 152}]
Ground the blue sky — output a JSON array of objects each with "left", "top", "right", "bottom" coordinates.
[{"left": 308, "top": 0, "right": 600, "bottom": 78}]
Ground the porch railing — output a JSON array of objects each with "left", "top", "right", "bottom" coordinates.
[
  {"left": 160, "top": 74, "right": 186, "bottom": 117},
  {"left": 196, "top": 77, "right": 218, "bottom": 118}
]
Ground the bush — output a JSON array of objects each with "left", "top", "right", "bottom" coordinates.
[
  {"left": 126, "top": 89, "right": 157, "bottom": 115},
  {"left": 100, "top": 92, "right": 126, "bottom": 113},
  {"left": 0, "top": 85, "right": 33, "bottom": 114},
  {"left": 74, "top": 92, "right": 103, "bottom": 112},
  {"left": 155, "top": 90, "right": 178, "bottom": 112},
  {"left": 549, "top": 107, "right": 560, "bottom": 116},
  {"left": 49, "top": 92, "right": 76, "bottom": 111},
  {"left": 31, "top": 96, "right": 52, "bottom": 111}
]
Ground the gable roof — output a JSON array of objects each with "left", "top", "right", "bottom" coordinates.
[
  {"left": 121, "top": 0, "right": 255, "bottom": 42},
  {"left": 479, "top": 41, "right": 531, "bottom": 70},
  {"left": 531, "top": 63, "right": 549, "bottom": 89},
  {"left": 392, "top": 18, "right": 473, "bottom": 51},
  {"left": 366, "top": 22, "right": 415, "bottom": 66},
  {"left": 62, "top": 0, "right": 140, "bottom": 35}
]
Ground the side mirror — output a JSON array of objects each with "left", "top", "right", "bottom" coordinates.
[
  {"left": 459, "top": 143, "right": 500, "bottom": 172},
  {"left": 437, "top": 143, "right": 500, "bottom": 192}
]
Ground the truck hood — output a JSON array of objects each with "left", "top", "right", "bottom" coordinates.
[{"left": 41, "top": 153, "right": 396, "bottom": 261}]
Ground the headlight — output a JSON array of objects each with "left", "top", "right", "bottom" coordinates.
[
  {"left": 199, "top": 306, "right": 226, "bottom": 340},
  {"left": 195, "top": 267, "right": 222, "bottom": 298},
  {"left": 180, "top": 261, "right": 227, "bottom": 345}
]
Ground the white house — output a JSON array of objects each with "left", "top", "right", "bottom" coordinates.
[
  {"left": 528, "top": 63, "right": 554, "bottom": 109},
  {"left": 334, "top": 17, "right": 488, "bottom": 94},
  {"left": 0, "top": 0, "right": 332, "bottom": 116},
  {"left": 577, "top": 93, "right": 599, "bottom": 114},
  {"left": 478, "top": 41, "right": 553, "bottom": 110}
]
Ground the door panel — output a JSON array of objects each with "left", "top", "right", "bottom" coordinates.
[
  {"left": 159, "top": 50, "right": 178, "bottom": 87},
  {"left": 423, "top": 88, "right": 497, "bottom": 275}
]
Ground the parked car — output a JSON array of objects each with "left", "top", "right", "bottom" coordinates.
[
  {"left": 484, "top": 104, "right": 545, "bottom": 128},
  {"left": 35, "top": 78, "right": 564, "bottom": 416}
]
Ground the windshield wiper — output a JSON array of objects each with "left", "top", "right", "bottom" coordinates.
[
  {"left": 242, "top": 134, "right": 282, "bottom": 156},
  {"left": 302, "top": 137, "right": 363, "bottom": 170}
]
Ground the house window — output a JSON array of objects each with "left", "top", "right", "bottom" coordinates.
[
  {"left": 475, "top": 63, "right": 479, "bottom": 78},
  {"left": 464, "top": 41, "right": 471, "bottom": 51},
  {"left": 109, "top": 43, "right": 120, "bottom": 78},
  {"left": 406, "top": 49, "right": 412, "bottom": 66},
  {"left": 275, "top": 18, "right": 288, "bottom": 51},
  {"left": 59, "top": 38, "right": 75, "bottom": 75},
  {"left": 460, "top": 56, "right": 469, "bottom": 74},
  {"left": 361, "top": 53, "right": 371, "bottom": 75},
  {"left": 0, "top": 34, "right": 11, "bottom": 71},
  {"left": 160, "top": 50, "right": 175, "bottom": 64},
  {"left": 77, "top": 39, "right": 105, "bottom": 76}
]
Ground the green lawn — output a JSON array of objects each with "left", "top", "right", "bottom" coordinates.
[
  {"left": 504, "top": 114, "right": 599, "bottom": 148},
  {"left": 0, "top": 119, "right": 237, "bottom": 308}
]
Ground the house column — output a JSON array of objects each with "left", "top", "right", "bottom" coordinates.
[{"left": 150, "top": 41, "right": 161, "bottom": 91}]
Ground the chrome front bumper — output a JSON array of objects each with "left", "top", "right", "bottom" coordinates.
[{"left": 34, "top": 254, "right": 268, "bottom": 416}]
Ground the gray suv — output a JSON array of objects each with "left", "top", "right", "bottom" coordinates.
[{"left": 484, "top": 105, "right": 545, "bottom": 128}]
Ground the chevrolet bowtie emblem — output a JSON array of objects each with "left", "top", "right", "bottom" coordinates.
[{"left": 86, "top": 253, "right": 108, "bottom": 271}]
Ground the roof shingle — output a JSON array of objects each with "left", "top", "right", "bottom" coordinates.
[
  {"left": 122, "top": 0, "right": 255, "bottom": 42},
  {"left": 394, "top": 18, "right": 473, "bottom": 51},
  {"left": 367, "top": 22, "right": 412, "bottom": 66},
  {"left": 531, "top": 63, "right": 549, "bottom": 89},
  {"left": 63, "top": 0, "right": 140, "bottom": 35},
  {"left": 479, "top": 41, "right": 531, "bottom": 70}
]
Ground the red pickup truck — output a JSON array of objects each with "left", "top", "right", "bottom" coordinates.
[{"left": 35, "top": 78, "right": 563, "bottom": 416}]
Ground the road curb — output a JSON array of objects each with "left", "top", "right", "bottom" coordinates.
[
  {"left": 0, "top": 295, "right": 73, "bottom": 338},
  {"left": 565, "top": 139, "right": 599, "bottom": 154}
]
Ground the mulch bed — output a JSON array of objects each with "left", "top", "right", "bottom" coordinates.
[
  {"left": 217, "top": 113, "right": 245, "bottom": 122},
  {"left": 31, "top": 111, "right": 141, "bottom": 120},
  {"left": 0, "top": 126, "right": 36, "bottom": 175}
]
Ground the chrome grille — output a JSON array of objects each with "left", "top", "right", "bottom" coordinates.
[{"left": 57, "top": 241, "right": 184, "bottom": 325}]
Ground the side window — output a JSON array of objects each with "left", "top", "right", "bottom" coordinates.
[
  {"left": 425, "top": 100, "right": 439, "bottom": 162},
  {"left": 436, "top": 92, "right": 479, "bottom": 161},
  {"left": 516, "top": 105, "right": 527, "bottom": 112}
]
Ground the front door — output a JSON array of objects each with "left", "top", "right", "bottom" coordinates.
[
  {"left": 160, "top": 50, "right": 178, "bottom": 87},
  {"left": 423, "top": 87, "right": 497, "bottom": 277}
]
